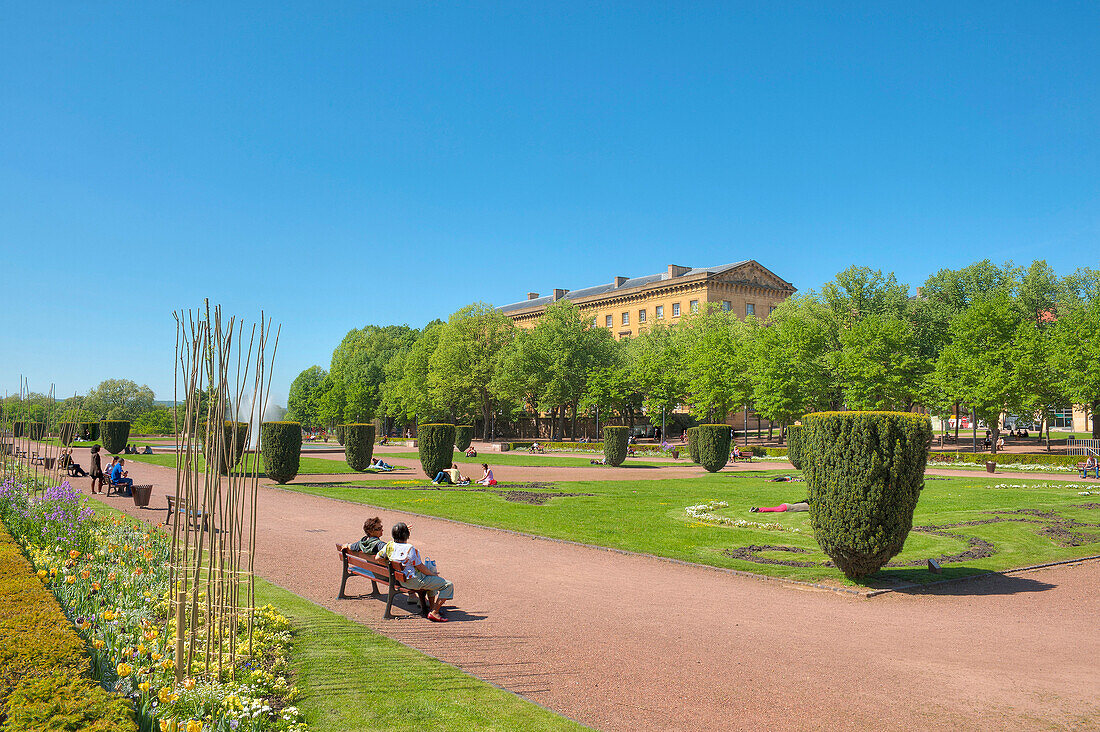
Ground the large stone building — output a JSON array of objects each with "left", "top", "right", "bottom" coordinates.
[{"left": 498, "top": 261, "right": 796, "bottom": 338}]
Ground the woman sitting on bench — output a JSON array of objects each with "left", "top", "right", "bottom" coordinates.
[
  {"left": 377, "top": 522, "right": 454, "bottom": 622},
  {"left": 341, "top": 516, "right": 386, "bottom": 555}
]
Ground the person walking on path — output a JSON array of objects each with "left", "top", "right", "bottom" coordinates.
[{"left": 377, "top": 521, "right": 454, "bottom": 622}]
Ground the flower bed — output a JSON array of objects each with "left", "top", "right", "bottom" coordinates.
[
  {"left": 684, "top": 500, "right": 802, "bottom": 533},
  {"left": 0, "top": 478, "right": 305, "bottom": 732}
]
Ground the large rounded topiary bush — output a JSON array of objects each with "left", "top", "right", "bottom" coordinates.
[
  {"left": 687, "top": 427, "right": 700, "bottom": 464},
  {"left": 801, "top": 411, "right": 932, "bottom": 579},
  {"left": 200, "top": 421, "right": 249, "bottom": 474},
  {"left": 100, "top": 420, "right": 131, "bottom": 455},
  {"left": 603, "top": 426, "right": 629, "bottom": 467},
  {"left": 418, "top": 423, "right": 455, "bottom": 479},
  {"left": 786, "top": 424, "right": 804, "bottom": 470},
  {"left": 343, "top": 424, "right": 377, "bottom": 471},
  {"left": 261, "top": 422, "right": 302, "bottom": 484},
  {"left": 80, "top": 422, "right": 100, "bottom": 441},
  {"left": 58, "top": 423, "right": 79, "bottom": 446},
  {"left": 454, "top": 425, "right": 473, "bottom": 452},
  {"left": 693, "top": 424, "right": 732, "bottom": 473}
]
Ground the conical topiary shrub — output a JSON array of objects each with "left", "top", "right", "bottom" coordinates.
[
  {"left": 694, "top": 424, "right": 731, "bottom": 473},
  {"left": 603, "top": 426, "right": 629, "bottom": 467},
  {"left": 100, "top": 420, "right": 131, "bottom": 455},
  {"left": 28, "top": 422, "right": 46, "bottom": 441},
  {"left": 687, "top": 427, "right": 700, "bottom": 464},
  {"left": 80, "top": 422, "right": 100, "bottom": 441},
  {"left": 801, "top": 411, "right": 932, "bottom": 579},
  {"left": 58, "top": 423, "right": 79, "bottom": 446},
  {"left": 418, "top": 423, "right": 455, "bottom": 479},
  {"left": 455, "top": 425, "right": 473, "bottom": 452},
  {"left": 200, "top": 421, "right": 249, "bottom": 474},
  {"left": 344, "top": 424, "right": 376, "bottom": 471},
  {"left": 786, "top": 424, "right": 804, "bottom": 470},
  {"left": 335, "top": 424, "right": 346, "bottom": 446},
  {"left": 261, "top": 422, "right": 302, "bottom": 484},
  {"left": 12, "top": 421, "right": 26, "bottom": 438}
]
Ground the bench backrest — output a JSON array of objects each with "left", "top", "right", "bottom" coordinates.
[{"left": 336, "top": 544, "right": 401, "bottom": 585}]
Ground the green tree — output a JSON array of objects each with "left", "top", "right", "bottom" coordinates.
[
  {"left": 680, "top": 307, "right": 754, "bottom": 423},
  {"left": 491, "top": 329, "right": 550, "bottom": 436},
  {"left": 286, "top": 366, "right": 327, "bottom": 431},
  {"left": 429, "top": 303, "right": 515, "bottom": 440},
  {"left": 84, "top": 379, "right": 156, "bottom": 421},
  {"left": 835, "top": 314, "right": 928, "bottom": 410},
  {"left": 1017, "top": 260, "right": 1065, "bottom": 326},
  {"left": 1050, "top": 299, "right": 1100, "bottom": 438},
  {"left": 628, "top": 325, "right": 688, "bottom": 430},
  {"left": 820, "top": 265, "right": 910, "bottom": 325},
  {"left": 329, "top": 325, "right": 419, "bottom": 422}
]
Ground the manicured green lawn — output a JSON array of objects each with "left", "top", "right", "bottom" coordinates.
[
  {"left": 126, "top": 452, "right": 410, "bottom": 476},
  {"left": 86, "top": 500, "right": 587, "bottom": 731},
  {"left": 375, "top": 451, "right": 679, "bottom": 469},
  {"left": 280, "top": 472, "right": 1100, "bottom": 587}
]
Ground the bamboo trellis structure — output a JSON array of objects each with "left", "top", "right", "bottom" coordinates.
[{"left": 168, "top": 302, "right": 279, "bottom": 682}]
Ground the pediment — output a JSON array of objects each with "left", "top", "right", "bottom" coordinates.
[{"left": 715, "top": 261, "right": 795, "bottom": 292}]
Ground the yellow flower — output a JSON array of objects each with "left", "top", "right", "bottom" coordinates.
[
  {"left": 186, "top": 721, "right": 202, "bottom": 732},
  {"left": 143, "top": 591, "right": 152, "bottom": 599},
  {"left": 159, "top": 687, "right": 171, "bottom": 704},
  {"left": 116, "top": 662, "right": 132, "bottom": 677},
  {"left": 65, "top": 575, "right": 75, "bottom": 584},
  {"left": 144, "top": 629, "right": 159, "bottom": 641},
  {"left": 69, "top": 550, "right": 81, "bottom": 559},
  {"left": 93, "top": 639, "right": 105, "bottom": 649},
  {"left": 159, "top": 720, "right": 169, "bottom": 732},
  {"left": 139, "top": 681, "right": 151, "bottom": 693},
  {"left": 108, "top": 572, "right": 116, "bottom": 581},
  {"left": 151, "top": 652, "right": 162, "bottom": 661},
  {"left": 36, "top": 569, "right": 46, "bottom": 579},
  {"left": 137, "top": 644, "right": 147, "bottom": 655},
  {"left": 91, "top": 582, "right": 101, "bottom": 591},
  {"left": 102, "top": 610, "right": 116, "bottom": 621},
  {"left": 182, "top": 678, "right": 195, "bottom": 690},
  {"left": 80, "top": 569, "right": 90, "bottom": 579}
]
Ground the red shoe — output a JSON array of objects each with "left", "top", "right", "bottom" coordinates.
[{"left": 427, "top": 612, "right": 448, "bottom": 622}]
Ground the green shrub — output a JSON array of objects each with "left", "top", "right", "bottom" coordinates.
[
  {"left": 693, "top": 424, "right": 731, "bottom": 472},
  {"left": 201, "top": 421, "right": 249, "bottom": 474},
  {"left": 344, "top": 424, "right": 377, "bottom": 472},
  {"left": 786, "top": 424, "right": 804, "bottom": 469},
  {"left": 99, "top": 420, "right": 131, "bottom": 455},
  {"left": 455, "top": 425, "right": 474, "bottom": 452},
  {"left": 418, "top": 424, "right": 456, "bottom": 479},
  {"left": 802, "top": 411, "right": 932, "bottom": 579},
  {"left": 927, "top": 451, "right": 1080, "bottom": 467},
  {"left": 57, "top": 423, "right": 79, "bottom": 446},
  {"left": 80, "top": 422, "right": 99, "bottom": 441},
  {"left": 764, "top": 447, "right": 789, "bottom": 457},
  {"left": 0, "top": 525, "right": 137, "bottom": 731},
  {"left": 11, "top": 421, "right": 25, "bottom": 438},
  {"left": 335, "top": 424, "right": 346, "bottom": 446},
  {"left": 261, "top": 422, "right": 302, "bottom": 484},
  {"left": 27, "top": 422, "right": 45, "bottom": 441},
  {"left": 687, "top": 428, "right": 700, "bottom": 464},
  {"left": 603, "top": 426, "right": 629, "bottom": 466}
]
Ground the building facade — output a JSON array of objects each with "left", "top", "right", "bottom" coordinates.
[{"left": 498, "top": 261, "right": 796, "bottom": 338}]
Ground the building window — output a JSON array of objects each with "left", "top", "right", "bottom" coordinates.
[
  {"left": 1053, "top": 407, "right": 1074, "bottom": 429},
  {"left": 689, "top": 300, "right": 699, "bottom": 313},
  {"left": 722, "top": 301, "right": 731, "bottom": 311},
  {"left": 605, "top": 314, "right": 613, "bottom": 328},
  {"left": 593, "top": 316, "right": 598, "bottom": 327},
  {"left": 638, "top": 309, "right": 647, "bottom": 323},
  {"left": 622, "top": 312, "right": 629, "bottom": 326},
  {"left": 655, "top": 305, "right": 664, "bottom": 319},
  {"left": 672, "top": 302, "right": 681, "bottom": 317},
  {"left": 770, "top": 305, "right": 777, "bottom": 314},
  {"left": 746, "top": 303, "right": 755, "bottom": 316}
]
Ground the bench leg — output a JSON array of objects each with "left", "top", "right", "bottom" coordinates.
[
  {"left": 338, "top": 571, "right": 350, "bottom": 600},
  {"left": 370, "top": 579, "right": 379, "bottom": 596},
  {"left": 384, "top": 578, "right": 397, "bottom": 619}
]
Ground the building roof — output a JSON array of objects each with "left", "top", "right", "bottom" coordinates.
[{"left": 497, "top": 261, "right": 760, "bottom": 313}]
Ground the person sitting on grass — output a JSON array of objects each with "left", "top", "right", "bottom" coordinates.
[
  {"left": 750, "top": 498, "right": 810, "bottom": 513},
  {"left": 377, "top": 522, "right": 454, "bottom": 623},
  {"left": 142, "top": 445, "right": 153, "bottom": 455},
  {"left": 432, "top": 463, "right": 464, "bottom": 485},
  {"left": 369, "top": 457, "right": 395, "bottom": 471},
  {"left": 340, "top": 516, "right": 386, "bottom": 555},
  {"left": 464, "top": 445, "right": 477, "bottom": 457},
  {"left": 110, "top": 458, "right": 134, "bottom": 496},
  {"left": 477, "top": 463, "right": 496, "bottom": 486},
  {"left": 1082, "top": 455, "right": 1099, "bottom": 479}
]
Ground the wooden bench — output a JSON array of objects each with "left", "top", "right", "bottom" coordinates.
[
  {"left": 165, "top": 495, "right": 209, "bottom": 531},
  {"left": 336, "top": 544, "right": 428, "bottom": 618},
  {"left": 1077, "top": 462, "right": 1099, "bottom": 478},
  {"left": 729, "top": 452, "right": 753, "bottom": 463},
  {"left": 104, "top": 474, "right": 132, "bottom": 497}
]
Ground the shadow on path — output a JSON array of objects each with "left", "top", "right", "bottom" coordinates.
[{"left": 897, "top": 573, "right": 1056, "bottom": 597}]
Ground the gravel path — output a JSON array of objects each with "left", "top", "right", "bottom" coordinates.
[{"left": 63, "top": 447, "right": 1100, "bottom": 731}]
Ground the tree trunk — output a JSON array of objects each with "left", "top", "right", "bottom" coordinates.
[
  {"left": 570, "top": 403, "right": 577, "bottom": 440},
  {"left": 743, "top": 405, "right": 749, "bottom": 446},
  {"left": 954, "top": 401, "right": 960, "bottom": 442},
  {"left": 990, "top": 423, "right": 1000, "bottom": 455},
  {"left": 778, "top": 423, "right": 785, "bottom": 444},
  {"left": 1093, "top": 399, "right": 1100, "bottom": 439},
  {"left": 971, "top": 411, "right": 977, "bottom": 453},
  {"left": 1045, "top": 411, "right": 1051, "bottom": 452}
]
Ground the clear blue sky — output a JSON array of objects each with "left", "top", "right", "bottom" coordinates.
[{"left": 2, "top": 2, "right": 1097, "bottom": 405}]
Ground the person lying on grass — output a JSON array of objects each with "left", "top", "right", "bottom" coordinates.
[
  {"left": 750, "top": 498, "right": 810, "bottom": 513},
  {"left": 369, "top": 457, "right": 395, "bottom": 471},
  {"left": 377, "top": 522, "right": 454, "bottom": 622},
  {"left": 340, "top": 516, "right": 386, "bottom": 555}
]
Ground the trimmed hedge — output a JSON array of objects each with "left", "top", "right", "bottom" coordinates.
[
  {"left": 58, "top": 423, "right": 79, "bottom": 446},
  {"left": 80, "top": 422, "right": 100, "bottom": 441},
  {"left": 418, "top": 424, "right": 456, "bottom": 479},
  {"left": 687, "top": 428, "right": 700, "bottom": 464},
  {"left": 455, "top": 425, "right": 474, "bottom": 452},
  {"left": 694, "top": 424, "right": 731, "bottom": 472},
  {"left": 11, "top": 421, "right": 25, "bottom": 438},
  {"left": 261, "top": 422, "right": 302, "bottom": 484},
  {"left": 928, "top": 451, "right": 1080, "bottom": 468},
  {"left": 201, "top": 421, "right": 249, "bottom": 474},
  {"left": 603, "top": 426, "right": 629, "bottom": 467},
  {"left": 344, "top": 424, "right": 377, "bottom": 472},
  {"left": 27, "top": 422, "right": 46, "bottom": 441},
  {"left": 99, "top": 420, "right": 131, "bottom": 455},
  {"left": 802, "top": 411, "right": 931, "bottom": 579},
  {"left": 0, "top": 524, "right": 137, "bottom": 731},
  {"left": 786, "top": 424, "right": 804, "bottom": 469},
  {"left": 764, "top": 447, "right": 789, "bottom": 457},
  {"left": 335, "top": 424, "right": 346, "bottom": 446}
]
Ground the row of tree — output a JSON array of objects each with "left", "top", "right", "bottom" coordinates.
[
  {"left": 1, "top": 379, "right": 175, "bottom": 434},
  {"left": 287, "top": 259, "right": 1100, "bottom": 450}
]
